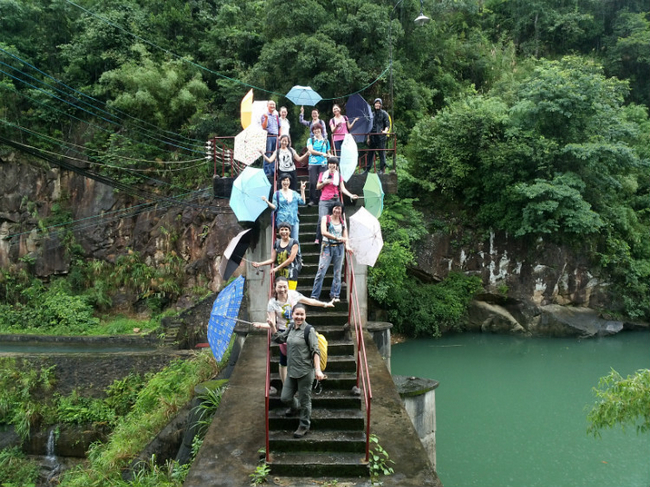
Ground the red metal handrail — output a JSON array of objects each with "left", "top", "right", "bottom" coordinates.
[
  {"left": 209, "top": 132, "right": 396, "bottom": 178},
  {"left": 345, "top": 250, "right": 373, "bottom": 462},
  {"left": 263, "top": 163, "right": 279, "bottom": 463}
]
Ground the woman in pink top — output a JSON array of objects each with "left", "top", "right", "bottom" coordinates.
[
  {"left": 329, "top": 104, "right": 358, "bottom": 156},
  {"left": 314, "top": 157, "right": 358, "bottom": 244}
]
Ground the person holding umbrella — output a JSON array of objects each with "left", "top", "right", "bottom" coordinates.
[
  {"left": 299, "top": 107, "right": 327, "bottom": 138},
  {"left": 253, "top": 278, "right": 333, "bottom": 388},
  {"left": 261, "top": 100, "right": 280, "bottom": 176},
  {"left": 310, "top": 203, "right": 351, "bottom": 302},
  {"left": 260, "top": 174, "right": 307, "bottom": 243},
  {"left": 271, "top": 303, "right": 326, "bottom": 438},
  {"left": 329, "top": 104, "right": 358, "bottom": 156},
  {"left": 315, "top": 157, "right": 358, "bottom": 244},
  {"left": 252, "top": 222, "right": 301, "bottom": 289}
]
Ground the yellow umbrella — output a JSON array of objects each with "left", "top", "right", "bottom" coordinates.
[{"left": 240, "top": 89, "right": 254, "bottom": 129}]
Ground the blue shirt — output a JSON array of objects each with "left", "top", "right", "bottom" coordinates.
[
  {"left": 262, "top": 110, "right": 280, "bottom": 135},
  {"left": 307, "top": 138, "right": 330, "bottom": 166},
  {"left": 272, "top": 190, "right": 304, "bottom": 226}
]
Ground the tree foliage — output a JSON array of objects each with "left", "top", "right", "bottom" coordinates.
[
  {"left": 368, "top": 196, "right": 482, "bottom": 336},
  {"left": 587, "top": 368, "right": 650, "bottom": 437},
  {"left": 408, "top": 56, "right": 650, "bottom": 319}
]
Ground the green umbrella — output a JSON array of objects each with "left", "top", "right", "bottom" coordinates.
[{"left": 363, "top": 173, "right": 385, "bottom": 218}]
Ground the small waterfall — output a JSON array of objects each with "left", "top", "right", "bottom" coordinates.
[
  {"left": 45, "top": 428, "right": 58, "bottom": 465},
  {"left": 44, "top": 428, "right": 61, "bottom": 485}
]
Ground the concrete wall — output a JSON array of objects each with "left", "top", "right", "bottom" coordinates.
[
  {"left": 394, "top": 376, "right": 439, "bottom": 471},
  {"left": 1, "top": 348, "right": 195, "bottom": 397}
]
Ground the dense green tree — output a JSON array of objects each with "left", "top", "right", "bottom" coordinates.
[
  {"left": 408, "top": 56, "right": 650, "bottom": 319},
  {"left": 97, "top": 44, "right": 210, "bottom": 131},
  {"left": 603, "top": 11, "right": 650, "bottom": 107}
]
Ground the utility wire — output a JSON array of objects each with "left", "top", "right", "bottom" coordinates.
[
  {"left": 0, "top": 46, "right": 204, "bottom": 147},
  {"left": 0, "top": 65, "right": 203, "bottom": 155},
  {"left": 0, "top": 119, "right": 210, "bottom": 193},
  {"left": 0, "top": 135, "right": 226, "bottom": 213},
  {"left": 1, "top": 115, "right": 204, "bottom": 165}
]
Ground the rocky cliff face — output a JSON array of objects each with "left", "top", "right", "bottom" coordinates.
[
  {"left": 0, "top": 155, "right": 245, "bottom": 309},
  {"left": 415, "top": 229, "right": 646, "bottom": 336},
  {"left": 2, "top": 154, "right": 646, "bottom": 335}
]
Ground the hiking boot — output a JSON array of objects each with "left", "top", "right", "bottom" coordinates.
[
  {"left": 293, "top": 426, "right": 309, "bottom": 438},
  {"left": 285, "top": 407, "right": 298, "bottom": 417}
]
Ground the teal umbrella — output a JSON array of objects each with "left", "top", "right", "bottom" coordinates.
[
  {"left": 229, "top": 167, "right": 271, "bottom": 222},
  {"left": 286, "top": 85, "right": 322, "bottom": 106},
  {"left": 363, "top": 173, "right": 384, "bottom": 218}
]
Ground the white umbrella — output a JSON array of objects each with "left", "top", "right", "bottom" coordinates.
[
  {"left": 339, "top": 133, "right": 358, "bottom": 182},
  {"left": 233, "top": 125, "right": 267, "bottom": 166},
  {"left": 348, "top": 207, "right": 383, "bottom": 267}
]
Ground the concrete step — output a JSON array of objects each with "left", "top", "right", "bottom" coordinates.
[
  {"left": 269, "top": 389, "right": 362, "bottom": 410},
  {"left": 270, "top": 324, "right": 349, "bottom": 341},
  {"left": 269, "top": 430, "right": 366, "bottom": 453},
  {"left": 269, "top": 452, "right": 369, "bottom": 477},
  {"left": 270, "top": 370, "right": 357, "bottom": 391},
  {"left": 270, "top": 354, "right": 356, "bottom": 374},
  {"left": 269, "top": 408, "right": 364, "bottom": 431},
  {"left": 304, "top": 311, "right": 349, "bottom": 327},
  {"left": 271, "top": 337, "right": 353, "bottom": 356}
]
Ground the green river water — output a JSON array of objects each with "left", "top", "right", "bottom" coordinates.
[{"left": 392, "top": 331, "right": 650, "bottom": 487}]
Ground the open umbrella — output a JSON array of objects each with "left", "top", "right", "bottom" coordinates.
[
  {"left": 363, "top": 173, "right": 385, "bottom": 218},
  {"left": 286, "top": 85, "right": 322, "bottom": 106},
  {"left": 346, "top": 93, "right": 373, "bottom": 144},
  {"left": 240, "top": 89, "right": 254, "bottom": 129},
  {"left": 234, "top": 125, "right": 267, "bottom": 166},
  {"left": 229, "top": 166, "right": 271, "bottom": 222},
  {"left": 207, "top": 275, "right": 245, "bottom": 363},
  {"left": 219, "top": 228, "right": 253, "bottom": 281},
  {"left": 339, "top": 133, "right": 358, "bottom": 182},
  {"left": 348, "top": 207, "right": 383, "bottom": 267}
]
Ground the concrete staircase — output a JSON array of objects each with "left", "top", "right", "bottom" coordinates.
[{"left": 267, "top": 189, "right": 369, "bottom": 477}]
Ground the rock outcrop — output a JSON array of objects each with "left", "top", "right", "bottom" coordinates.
[
  {"left": 415, "top": 229, "right": 647, "bottom": 336},
  {"left": 0, "top": 154, "right": 246, "bottom": 311}
]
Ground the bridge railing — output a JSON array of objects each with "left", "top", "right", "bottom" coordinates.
[
  {"left": 207, "top": 132, "right": 396, "bottom": 179},
  {"left": 345, "top": 251, "right": 373, "bottom": 462}
]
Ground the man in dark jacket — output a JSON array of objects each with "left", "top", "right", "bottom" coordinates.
[{"left": 365, "top": 98, "right": 390, "bottom": 174}]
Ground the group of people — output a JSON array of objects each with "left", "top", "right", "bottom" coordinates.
[
  {"left": 251, "top": 132, "right": 366, "bottom": 438},
  {"left": 222, "top": 96, "right": 389, "bottom": 440},
  {"left": 253, "top": 156, "right": 357, "bottom": 301},
  {"left": 259, "top": 97, "right": 391, "bottom": 179}
]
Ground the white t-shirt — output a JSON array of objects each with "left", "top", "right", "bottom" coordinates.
[
  {"left": 280, "top": 118, "right": 290, "bottom": 136},
  {"left": 277, "top": 147, "right": 296, "bottom": 172},
  {"left": 267, "top": 290, "right": 304, "bottom": 331}
]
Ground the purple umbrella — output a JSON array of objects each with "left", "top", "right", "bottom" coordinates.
[{"left": 346, "top": 93, "right": 373, "bottom": 144}]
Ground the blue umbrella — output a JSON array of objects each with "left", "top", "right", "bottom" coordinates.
[
  {"left": 346, "top": 93, "right": 373, "bottom": 144},
  {"left": 286, "top": 85, "right": 322, "bottom": 106},
  {"left": 208, "top": 275, "right": 245, "bottom": 363},
  {"left": 229, "top": 166, "right": 271, "bottom": 222}
]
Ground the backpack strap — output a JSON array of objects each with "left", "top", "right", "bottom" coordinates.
[{"left": 303, "top": 324, "right": 316, "bottom": 357}]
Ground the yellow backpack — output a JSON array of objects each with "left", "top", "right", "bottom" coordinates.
[{"left": 304, "top": 324, "right": 328, "bottom": 372}]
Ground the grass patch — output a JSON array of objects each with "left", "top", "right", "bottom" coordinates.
[
  {"left": 58, "top": 350, "right": 220, "bottom": 487},
  {"left": 0, "top": 446, "right": 40, "bottom": 487}
]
